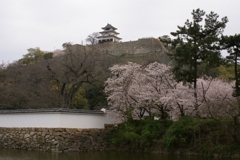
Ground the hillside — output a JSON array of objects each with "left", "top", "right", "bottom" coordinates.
[{"left": 0, "top": 38, "right": 170, "bottom": 110}]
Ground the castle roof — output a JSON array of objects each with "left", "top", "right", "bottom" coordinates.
[
  {"left": 101, "top": 23, "right": 117, "bottom": 30},
  {"left": 99, "top": 30, "right": 119, "bottom": 35},
  {"left": 97, "top": 35, "right": 122, "bottom": 40}
]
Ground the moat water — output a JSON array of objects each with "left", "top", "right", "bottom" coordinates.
[{"left": 0, "top": 148, "right": 231, "bottom": 160}]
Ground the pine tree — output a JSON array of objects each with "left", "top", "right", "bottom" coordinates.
[
  {"left": 162, "top": 9, "right": 228, "bottom": 105},
  {"left": 221, "top": 34, "right": 240, "bottom": 96}
]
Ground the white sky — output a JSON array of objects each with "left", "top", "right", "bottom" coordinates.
[{"left": 0, "top": 0, "right": 239, "bottom": 62}]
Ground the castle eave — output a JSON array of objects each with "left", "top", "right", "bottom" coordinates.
[
  {"left": 97, "top": 35, "right": 122, "bottom": 40},
  {"left": 99, "top": 30, "right": 119, "bottom": 35}
]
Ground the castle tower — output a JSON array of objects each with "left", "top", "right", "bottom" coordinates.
[{"left": 98, "top": 24, "right": 122, "bottom": 44}]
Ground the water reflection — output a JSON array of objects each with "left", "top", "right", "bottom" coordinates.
[{"left": 0, "top": 148, "right": 230, "bottom": 160}]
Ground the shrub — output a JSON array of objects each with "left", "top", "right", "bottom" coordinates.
[
  {"left": 110, "top": 119, "right": 172, "bottom": 151},
  {"left": 161, "top": 116, "right": 217, "bottom": 149}
]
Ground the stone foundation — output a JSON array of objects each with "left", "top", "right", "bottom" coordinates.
[{"left": 0, "top": 125, "right": 114, "bottom": 152}]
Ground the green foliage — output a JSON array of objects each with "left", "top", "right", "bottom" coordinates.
[
  {"left": 85, "top": 85, "right": 107, "bottom": 110},
  {"left": 162, "top": 117, "right": 195, "bottom": 149},
  {"left": 71, "top": 88, "right": 89, "bottom": 109},
  {"left": 109, "top": 117, "right": 240, "bottom": 155},
  {"left": 110, "top": 119, "right": 172, "bottom": 151},
  {"left": 198, "top": 62, "right": 219, "bottom": 78},
  {"left": 22, "top": 47, "right": 44, "bottom": 64},
  {"left": 161, "top": 117, "right": 217, "bottom": 149},
  {"left": 43, "top": 52, "right": 53, "bottom": 60},
  {"left": 217, "top": 65, "right": 235, "bottom": 80},
  {"left": 22, "top": 48, "right": 53, "bottom": 65},
  {"left": 168, "top": 9, "right": 228, "bottom": 88},
  {"left": 221, "top": 34, "right": 240, "bottom": 96},
  {"left": 199, "top": 145, "right": 240, "bottom": 157}
]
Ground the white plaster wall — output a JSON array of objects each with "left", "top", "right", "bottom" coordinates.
[
  {"left": 59, "top": 113, "right": 112, "bottom": 128},
  {"left": 0, "top": 113, "right": 60, "bottom": 128},
  {"left": 0, "top": 113, "right": 112, "bottom": 128}
]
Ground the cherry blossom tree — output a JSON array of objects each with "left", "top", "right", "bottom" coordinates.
[
  {"left": 196, "top": 77, "right": 238, "bottom": 121},
  {"left": 128, "top": 62, "right": 175, "bottom": 120},
  {"left": 105, "top": 62, "right": 238, "bottom": 123},
  {"left": 104, "top": 62, "right": 142, "bottom": 123},
  {"left": 105, "top": 62, "right": 195, "bottom": 122},
  {"left": 160, "top": 82, "right": 195, "bottom": 120}
]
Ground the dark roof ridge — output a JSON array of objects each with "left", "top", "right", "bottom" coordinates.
[
  {"left": 0, "top": 108, "right": 104, "bottom": 114},
  {"left": 101, "top": 23, "right": 117, "bottom": 30}
]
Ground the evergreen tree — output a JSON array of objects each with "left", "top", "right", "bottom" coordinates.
[
  {"left": 221, "top": 34, "right": 240, "bottom": 96},
  {"left": 161, "top": 9, "right": 228, "bottom": 103},
  {"left": 22, "top": 47, "right": 44, "bottom": 65}
]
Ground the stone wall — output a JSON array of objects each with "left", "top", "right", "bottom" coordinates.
[
  {"left": 67, "top": 38, "right": 171, "bottom": 71},
  {"left": 95, "top": 38, "right": 168, "bottom": 56},
  {"left": 0, "top": 125, "right": 114, "bottom": 152},
  {"left": 71, "top": 38, "right": 169, "bottom": 57}
]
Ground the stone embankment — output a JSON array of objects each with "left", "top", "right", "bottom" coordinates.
[
  {"left": 96, "top": 38, "right": 169, "bottom": 56},
  {"left": 0, "top": 125, "right": 114, "bottom": 152},
  {"left": 72, "top": 38, "right": 169, "bottom": 56}
]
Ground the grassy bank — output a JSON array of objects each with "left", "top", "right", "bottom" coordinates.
[{"left": 109, "top": 117, "right": 240, "bottom": 157}]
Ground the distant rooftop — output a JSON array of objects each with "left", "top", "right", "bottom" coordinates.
[{"left": 101, "top": 23, "right": 117, "bottom": 30}]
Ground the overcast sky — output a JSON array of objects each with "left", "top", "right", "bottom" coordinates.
[{"left": 1, "top": 0, "right": 239, "bottom": 62}]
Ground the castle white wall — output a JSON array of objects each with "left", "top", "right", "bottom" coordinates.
[
  {"left": 0, "top": 112, "right": 112, "bottom": 128},
  {"left": 59, "top": 113, "right": 112, "bottom": 128}
]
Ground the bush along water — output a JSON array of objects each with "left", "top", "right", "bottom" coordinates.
[
  {"left": 109, "top": 118, "right": 172, "bottom": 152},
  {"left": 161, "top": 117, "right": 240, "bottom": 157},
  {"left": 110, "top": 117, "right": 240, "bottom": 157}
]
